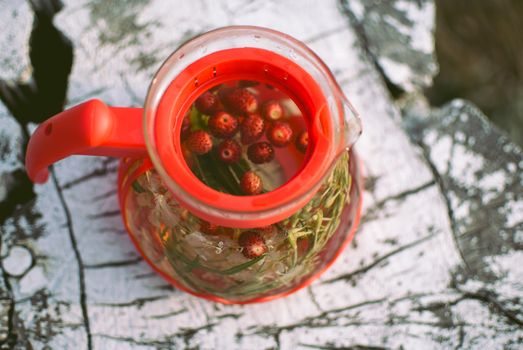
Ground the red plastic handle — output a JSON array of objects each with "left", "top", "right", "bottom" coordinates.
[{"left": 26, "top": 99, "right": 147, "bottom": 183}]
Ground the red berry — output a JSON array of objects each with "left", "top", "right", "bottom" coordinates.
[
  {"left": 247, "top": 142, "right": 274, "bottom": 164},
  {"left": 180, "top": 114, "right": 191, "bottom": 140},
  {"left": 216, "top": 139, "right": 241, "bottom": 164},
  {"left": 222, "top": 87, "right": 258, "bottom": 114},
  {"left": 295, "top": 130, "right": 308, "bottom": 153},
  {"left": 208, "top": 111, "right": 239, "bottom": 138},
  {"left": 240, "top": 113, "right": 265, "bottom": 144},
  {"left": 262, "top": 100, "right": 284, "bottom": 121},
  {"left": 187, "top": 130, "right": 213, "bottom": 155},
  {"left": 239, "top": 231, "right": 267, "bottom": 258},
  {"left": 297, "top": 237, "right": 310, "bottom": 255},
  {"left": 200, "top": 220, "right": 220, "bottom": 235},
  {"left": 240, "top": 171, "right": 263, "bottom": 195},
  {"left": 267, "top": 122, "right": 293, "bottom": 147},
  {"left": 195, "top": 91, "right": 222, "bottom": 115}
]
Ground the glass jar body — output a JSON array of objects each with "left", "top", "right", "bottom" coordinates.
[{"left": 118, "top": 151, "right": 362, "bottom": 303}]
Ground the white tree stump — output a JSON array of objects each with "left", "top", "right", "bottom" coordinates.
[{"left": 1, "top": 0, "right": 521, "bottom": 349}]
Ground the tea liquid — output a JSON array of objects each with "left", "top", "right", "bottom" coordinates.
[{"left": 181, "top": 80, "right": 308, "bottom": 195}]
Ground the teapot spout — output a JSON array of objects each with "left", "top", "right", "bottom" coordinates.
[{"left": 340, "top": 95, "right": 362, "bottom": 152}]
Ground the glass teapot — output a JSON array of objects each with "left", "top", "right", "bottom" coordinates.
[{"left": 25, "top": 26, "right": 362, "bottom": 303}]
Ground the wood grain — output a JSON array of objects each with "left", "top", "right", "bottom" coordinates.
[{"left": 0, "top": 0, "right": 521, "bottom": 349}]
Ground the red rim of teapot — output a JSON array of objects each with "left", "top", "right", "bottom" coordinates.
[{"left": 151, "top": 47, "right": 337, "bottom": 228}]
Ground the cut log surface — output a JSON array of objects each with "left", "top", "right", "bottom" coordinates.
[{"left": 0, "top": 0, "right": 522, "bottom": 349}]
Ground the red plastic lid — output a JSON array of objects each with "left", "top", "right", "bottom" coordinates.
[{"left": 154, "top": 48, "right": 336, "bottom": 228}]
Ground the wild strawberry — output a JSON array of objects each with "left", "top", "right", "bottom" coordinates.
[
  {"left": 240, "top": 171, "right": 263, "bottom": 195},
  {"left": 180, "top": 114, "right": 191, "bottom": 140},
  {"left": 297, "top": 237, "right": 310, "bottom": 255},
  {"left": 187, "top": 130, "right": 212, "bottom": 155},
  {"left": 195, "top": 91, "right": 221, "bottom": 115},
  {"left": 239, "top": 231, "right": 267, "bottom": 258},
  {"left": 247, "top": 142, "right": 274, "bottom": 164},
  {"left": 267, "top": 122, "right": 293, "bottom": 147},
  {"left": 262, "top": 100, "right": 284, "bottom": 121},
  {"left": 208, "top": 111, "right": 239, "bottom": 138},
  {"left": 240, "top": 113, "right": 265, "bottom": 144},
  {"left": 295, "top": 130, "right": 308, "bottom": 153},
  {"left": 216, "top": 139, "right": 241, "bottom": 164},
  {"left": 200, "top": 220, "right": 219, "bottom": 235},
  {"left": 221, "top": 87, "right": 258, "bottom": 114}
]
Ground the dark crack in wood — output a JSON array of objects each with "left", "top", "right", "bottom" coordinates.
[
  {"left": 362, "top": 180, "right": 436, "bottom": 223},
  {"left": 410, "top": 138, "right": 473, "bottom": 275},
  {"left": 149, "top": 308, "right": 188, "bottom": 320},
  {"left": 374, "top": 180, "right": 436, "bottom": 207},
  {"left": 84, "top": 257, "right": 143, "bottom": 269},
  {"left": 91, "top": 188, "right": 118, "bottom": 201},
  {"left": 87, "top": 209, "right": 122, "bottom": 220},
  {"left": 95, "top": 322, "right": 217, "bottom": 348},
  {"left": 178, "top": 323, "right": 217, "bottom": 348},
  {"left": 215, "top": 313, "right": 243, "bottom": 320},
  {"left": 60, "top": 164, "right": 119, "bottom": 190},
  {"left": 95, "top": 334, "right": 173, "bottom": 347},
  {"left": 95, "top": 295, "right": 169, "bottom": 308},
  {"left": 307, "top": 286, "right": 323, "bottom": 312},
  {"left": 323, "top": 232, "right": 438, "bottom": 284},
  {"left": 50, "top": 169, "right": 92, "bottom": 350},
  {"left": 458, "top": 289, "right": 523, "bottom": 327},
  {"left": 412, "top": 287, "right": 523, "bottom": 329},
  {"left": 455, "top": 325, "right": 465, "bottom": 350},
  {"left": 337, "top": 0, "right": 406, "bottom": 99},
  {"left": 241, "top": 298, "right": 388, "bottom": 343},
  {"left": 300, "top": 343, "right": 389, "bottom": 350}
]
